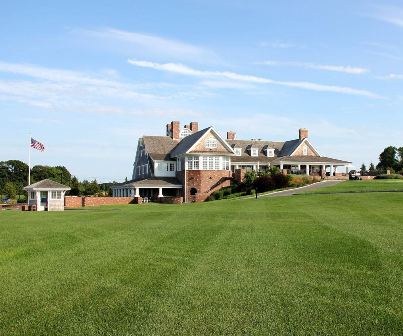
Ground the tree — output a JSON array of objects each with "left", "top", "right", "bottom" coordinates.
[
  {"left": 377, "top": 146, "right": 398, "bottom": 171},
  {"left": 368, "top": 162, "right": 376, "bottom": 175},
  {"left": 0, "top": 160, "right": 29, "bottom": 194},
  {"left": 83, "top": 179, "right": 100, "bottom": 196},
  {"left": 254, "top": 175, "right": 274, "bottom": 193},
  {"left": 3, "top": 181, "right": 17, "bottom": 199},
  {"left": 397, "top": 147, "right": 403, "bottom": 172},
  {"left": 68, "top": 176, "right": 82, "bottom": 196},
  {"left": 360, "top": 163, "right": 367, "bottom": 175}
]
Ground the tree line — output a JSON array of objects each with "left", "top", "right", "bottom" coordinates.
[
  {"left": 360, "top": 146, "right": 403, "bottom": 175},
  {"left": 0, "top": 160, "right": 113, "bottom": 200}
]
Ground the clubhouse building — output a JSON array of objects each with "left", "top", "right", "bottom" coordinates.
[{"left": 112, "top": 121, "right": 350, "bottom": 202}]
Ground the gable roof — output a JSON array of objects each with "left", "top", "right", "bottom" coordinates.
[
  {"left": 24, "top": 179, "right": 70, "bottom": 190},
  {"left": 143, "top": 136, "right": 179, "bottom": 161},
  {"left": 279, "top": 139, "right": 302, "bottom": 156},
  {"left": 169, "top": 127, "right": 211, "bottom": 158}
]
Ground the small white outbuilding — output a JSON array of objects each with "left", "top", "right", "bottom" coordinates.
[{"left": 24, "top": 179, "right": 70, "bottom": 211}]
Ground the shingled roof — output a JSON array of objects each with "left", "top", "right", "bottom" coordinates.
[
  {"left": 24, "top": 179, "right": 70, "bottom": 190},
  {"left": 114, "top": 177, "right": 182, "bottom": 188},
  {"left": 143, "top": 136, "right": 179, "bottom": 161},
  {"left": 169, "top": 127, "right": 211, "bottom": 158},
  {"left": 272, "top": 156, "right": 351, "bottom": 164}
]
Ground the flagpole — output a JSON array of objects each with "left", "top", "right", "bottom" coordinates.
[{"left": 28, "top": 134, "right": 31, "bottom": 186}]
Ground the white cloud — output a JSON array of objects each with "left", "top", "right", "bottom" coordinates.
[
  {"left": 371, "top": 6, "right": 403, "bottom": 28},
  {"left": 128, "top": 60, "right": 381, "bottom": 98},
  {"left": 384, "top": 73, "right": 403, "bottom": 80},
  {"left": 259, "top": 61, "right": 369, "bottom": 75},
  {"left": 0, "top": 61, "right": 161, "bottom": 111},
  {"left": 77, "top": 28, "right": 216, "bottom": 61}
]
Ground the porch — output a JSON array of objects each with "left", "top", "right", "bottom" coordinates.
[{"left": 112, "top": 177, "right": 183, "bottom": 202}]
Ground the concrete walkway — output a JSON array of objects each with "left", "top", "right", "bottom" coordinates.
[{"left": 244, "top": 180, "right": 343, "bottom": 199}]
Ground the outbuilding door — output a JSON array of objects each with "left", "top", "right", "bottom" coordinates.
[{"left": 40, "top": 191, "right": 48, "bottom": 210}]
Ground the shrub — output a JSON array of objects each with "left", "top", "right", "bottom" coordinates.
[
  {"left": 271, "top": 173, "right": 291, "bottom": 189},
  {"left": 254, "top": 175, "right": 275, "bottom": 192},
  {"left": 375, "top": 174, "right": 403, "bottom": 180}
]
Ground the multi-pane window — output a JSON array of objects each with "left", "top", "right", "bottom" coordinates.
[
  {"left": 51, "top": 191, "right": 62, "bottom": 199},
  {"left": 267, "top": 148, "right": 275, "bottom": 157},
  {"left": 251, "top": 148, "right": 258, "bottom": 157},
  {"left": 180, "top": 128, "right": 192, "bottom": 139},
  {"left": 234, "top": 148, "right": 242, "bottom": 156},
  {"left": 303, "top": 146, "right": 308, "bottom": 156},
  {"left": 205, "top": 137, "right": 218, "bottom": 148},
  {"left": 169, "top": 163, "right": 175, "bottom": 171},
  {"left": 186, "top": 156, "right": 231, "bottom": 170},
  {"left": 214, "top": 157, "right": 220, "bottom": 170},
  {"left": 202, "top": 156, "right": 208, "bottom": 170},
  {"left": 30, "top": 192, "right": 35, "bottom": 199}
]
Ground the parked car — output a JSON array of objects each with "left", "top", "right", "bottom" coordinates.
[{"left": 349, "top": 170, "right": 362, "bottom": 180}]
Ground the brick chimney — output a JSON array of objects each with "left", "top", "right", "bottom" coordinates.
[
  {"left": 171, "top": 121, "right": 180, "bottom": 140},
  {"left": 190, "top": 121, "right": 198, "bottom": 132},
  {"left": 299, "top": 128, "right": 308, "bottom": 140},
  {"left": 227, "top": 131, "right": 236, "bottom": 140},
  {"left": 166, "top": 123, "right": 172, "bottom": 136}
]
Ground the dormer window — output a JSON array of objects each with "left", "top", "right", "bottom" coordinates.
[
  {"left": 234, "top": 148, "right": 242, "bottom": 156},
  {"left": 266, "top": 148, "right": 275, "bottom": 157},
  {"left": 303, "top": 145, "right": 308, "bottom": 156},
  {"left": 250, "top": 148, "right": 258, "bottom": 157},
  {"left": 205, "top": 137, "right": 218, "bottom": 149},
  {"left": 180, "top": 128, "right": 192, "bottom": 139}
]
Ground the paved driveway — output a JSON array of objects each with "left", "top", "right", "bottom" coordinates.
[{"left": 257, "top": 180, "right": 343, "bottom": 198}]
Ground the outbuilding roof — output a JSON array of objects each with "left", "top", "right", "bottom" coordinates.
[
  {"left": 24, "top": 179, "right": 71, "bottom": 190},
  {"left": 113, "top": 177, "right": 182, "bottom": 188}
]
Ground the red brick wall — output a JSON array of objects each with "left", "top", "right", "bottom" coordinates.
[
  {"left": 185, "top": 170, "right": 232, "bottom": 202},
  {"left": 83, "top": 197, "right": 133, "bottom": 207},
  {"left": 64, "top": 196, "right": 83, "bottom": 208},
  {"left": 159, "top": 196, "right": 183, "bottom": 204},
  {"left": 234, "top": 168, "right": 246, "bottom": 183},
  {"left": 64, "top": 196, "right": 134, "bottom": 207}
]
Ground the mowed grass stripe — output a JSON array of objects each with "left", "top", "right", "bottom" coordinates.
[{"left": 0, "top": 189, "right": 402, "bottom": 335}]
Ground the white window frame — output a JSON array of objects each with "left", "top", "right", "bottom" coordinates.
[
  {"left": 251, "top": 148, "right": 258, "bottom": 157},
  {"left": 234, "top": 148, "right": 242, "bottom": 156},
  {"left": 303, "top": 145, "right": 308, "bottom": 156},
  {"left": 267, "top": 148, "right": 275, "bottom": 157},
  {"left": 169, "top": 163, "right": 175, "bottom": 171},
  {"left": 205, "top": 137, "right": 218, "bottom": 149},
  {"left": 51, "top": 191, "right": 62, "bottom": 199},
  {"left": 180, "top": 128, "right": 192, "bottom": 139}
]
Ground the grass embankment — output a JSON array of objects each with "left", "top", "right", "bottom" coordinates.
[
  {"left": 0, "top": 183, "right": 402, "bottom": 335},
  {"left": 306, "top": 179, "right": 403, "bottom": 194}
]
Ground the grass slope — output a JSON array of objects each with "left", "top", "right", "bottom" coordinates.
[
  {"left": 306, "top": 179, "right": 403, "bottom": 194},
  {"left": 0, "top": 187, "right": 402, "bottom": 335}
]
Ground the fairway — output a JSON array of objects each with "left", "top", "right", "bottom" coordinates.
[{"left": 1, "top": 184, "right": 402, "bottom": 335}]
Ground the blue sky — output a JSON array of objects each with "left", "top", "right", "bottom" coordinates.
[{"left": 1, "top": 0, "right": 402, "bottom": 181}]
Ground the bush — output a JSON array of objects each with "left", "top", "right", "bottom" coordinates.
[
  {"left": 375, "top": 174, "right": 403, "bottom": 179},
  {"left": 271, "top": 173, "right": 291, "bottom": 189},
  {"left": 254, "top": 176, "right": 275, "bottom": 192}
]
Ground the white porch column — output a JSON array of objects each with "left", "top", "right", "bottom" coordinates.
[
  {"left": 280, "top": 163, "right": 284, "bottom": 170},
  {"left": 306, "top": 164, "right": 310, "bottom": 175},
  {"left": 322, "top": 164, "right": 326, "bottom": 177},
  {"left": 297, "top": 164, "right": 301, "bottom": 170},
  {"left": 330, "top": 165, "right": 334, "bottom": 176},
  {"left": 158, "top": 187, "right": 163, "bottom": 198},
  {"left": 134, "top": 188, "right": 140, "bottom": 197}
]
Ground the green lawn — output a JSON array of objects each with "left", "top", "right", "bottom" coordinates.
[
  {"left": 0, "top": 186, "right": 402, "bottom": 335},
  {"left": 306, "top": 179, "right": 403, "bottom": 194}
]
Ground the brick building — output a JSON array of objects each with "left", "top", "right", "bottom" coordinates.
[{"left": 112, "top": 121, "right": 350, "bottom": 202}]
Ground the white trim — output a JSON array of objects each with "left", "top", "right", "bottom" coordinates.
[
  {"left": 289, "top": 139, "right": 320, "bottom": 157},
  {"left": 186, "top": 127, "right": 235, "bottom": 155}
]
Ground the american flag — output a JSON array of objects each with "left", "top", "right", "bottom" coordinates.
[{"left": 31, "top": 138, "right": 45, "bottom": 152}]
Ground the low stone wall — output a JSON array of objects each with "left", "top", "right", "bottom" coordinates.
[
  {"left": 325, "top": 176, "right": 349, "bottom": 180},
  {"left": 159, "top": 196, "right": 183, "bottom": 204}
]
